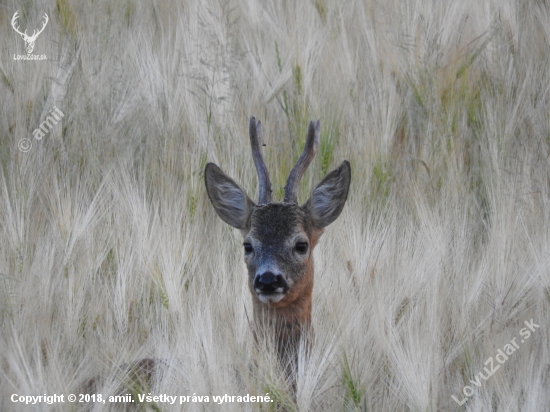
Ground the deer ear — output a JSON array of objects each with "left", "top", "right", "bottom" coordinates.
[
  {"left": 304, "top": 161, "right": 351, "bottom": 229},
  {"left": 205, "top": 163, "right": 255, "bottom": 230}
]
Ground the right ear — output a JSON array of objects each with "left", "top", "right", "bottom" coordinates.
[
  {"left": 204, "top": 163, "right": 255, "bottom": 230},
  {"left": 303, "top": 160, "right": 351, "bottom": 229}
]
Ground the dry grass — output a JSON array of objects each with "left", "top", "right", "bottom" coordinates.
[{"left": 1, "top": 0, "right": 549, "bottom": 410}]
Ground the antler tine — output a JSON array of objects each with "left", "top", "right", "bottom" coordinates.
[
  {"left": 11, "top": 11, "right": 26, "bottom": 36},
  {"left": 37, "top": 14, "right": 49, "bottom": 35},
  {"left": 284, "top": 120, "right": 320, "bottom": 203},
  {"left": 28, "top": 13, "right": 48, "bottom": 40},
  {"left": 249, "top": 117, "right": 272, "bottom": 205}
]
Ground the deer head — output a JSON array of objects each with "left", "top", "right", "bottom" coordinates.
[
  {"left": 11, "top": 11, "right": 49, "bottom": 54},
  {"left": 205, "top": 118, "right": 350, "bottom": 341}
]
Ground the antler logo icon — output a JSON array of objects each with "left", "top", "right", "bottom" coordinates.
[{"left": 11, "top": 11, "right": 49, "bottom": 54}]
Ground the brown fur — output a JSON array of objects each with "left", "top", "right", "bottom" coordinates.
[{"left": 251, "top": 261, "right": 313, "bottom": 362}]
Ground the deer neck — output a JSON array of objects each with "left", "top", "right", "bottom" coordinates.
[{"left": 252, "top": 262, "right": 313, "bottom": 350}]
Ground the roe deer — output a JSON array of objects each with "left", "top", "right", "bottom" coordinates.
[{"left": 204, "top": 117, "right": 350, "bottom": 368}]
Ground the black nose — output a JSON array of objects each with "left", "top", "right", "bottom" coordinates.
[{"left": 254, "top": 272, "right": 288, "bottom": 294}]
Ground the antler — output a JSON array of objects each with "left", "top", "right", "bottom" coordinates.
[
  {"left": 11, "top": 11, "right": 26, "bottom": 37},
  {"left": 249, "top": 117, "right": 272, "bottom": 205},
  {"left": 11, "top": 11, "right": 48, "bottom": 40},
  {"left": 283, "top": 120, "right": 320, "bottom": 203},
  {"left": 28, "top": 13, "right": 49, "bottom": 41}
]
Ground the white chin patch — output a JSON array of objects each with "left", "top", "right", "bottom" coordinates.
[{"left": 258, "top": 293, "right": 284, "bottom": 304}]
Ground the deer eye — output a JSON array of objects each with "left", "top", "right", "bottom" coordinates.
[
  {"left": 295, "top": 242, "right": 308, "bottom": 254},
  {"left": 243, "top": 243, "right": 253, "bottom": 254}
]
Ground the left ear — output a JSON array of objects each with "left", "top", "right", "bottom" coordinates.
[{"left": 304, "top": 160, "right": 351, "bottom": 229}]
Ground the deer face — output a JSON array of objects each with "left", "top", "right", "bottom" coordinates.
[
  {"left": 23, "top": 38, "right": 37, "bottom": 55},
  {"left": 205, "top": 118, "right": 350, "bottom": 309},
  {"left": 243, "top": 204, "right": 314, "bottom": 305}
]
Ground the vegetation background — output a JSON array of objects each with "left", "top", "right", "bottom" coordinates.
[{"left": 1, "top": 0, "right": 549, "bottom": 410}]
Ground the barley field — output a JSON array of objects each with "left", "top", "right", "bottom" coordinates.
[{"left": 1, "top": 0, "right": 549, "bottom": 411}]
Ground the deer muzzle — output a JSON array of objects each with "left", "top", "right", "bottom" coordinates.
[{"left": 254, "top": 272, "right": 289, "bottom": 302}]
